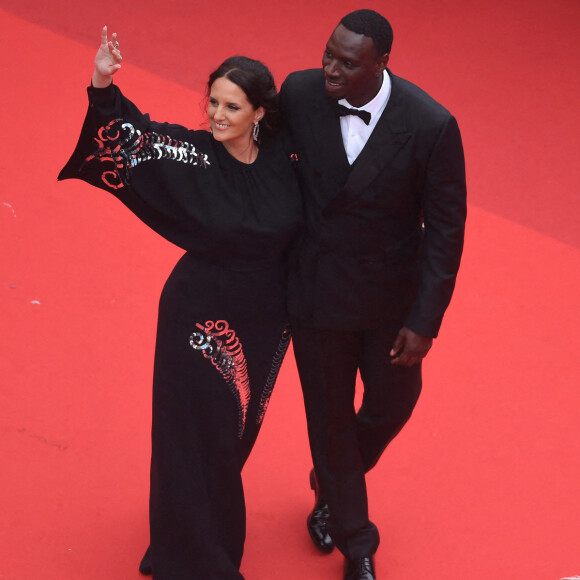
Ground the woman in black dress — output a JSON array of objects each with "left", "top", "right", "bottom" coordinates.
[{"left": 59, "top": 27, "right": 302, "bottom": 579}]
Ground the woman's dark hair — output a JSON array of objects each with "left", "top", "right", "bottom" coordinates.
[
  {"left": 340, "top": 9, "right": 393, "bottom": 56},
  {"left": 207, "top": 56, "right": 279, "bottom": 134}
]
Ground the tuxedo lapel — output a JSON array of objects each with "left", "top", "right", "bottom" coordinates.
[
  {"left": 301, "top": 97, "right": 351, "bottom": 203},
  {"left": 337, "top": 74, "right": 411, "bottom": 204},
  {"left": 309, "top": 98, "right": 349, "bottom": 167}
]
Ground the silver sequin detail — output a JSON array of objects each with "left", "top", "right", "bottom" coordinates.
[
  {"left": 86, "top": 119, "right": 210, "bottom": 189},
  {"left": 256, "top": 326, "right": 291, "bottom": 425},
  {"left": 190, "top": 320, "right": 250, "bottom": 438}
]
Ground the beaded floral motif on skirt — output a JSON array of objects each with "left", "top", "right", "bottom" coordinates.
[{"left": 189, "top": 320, "right": 250, "bottom": 438}]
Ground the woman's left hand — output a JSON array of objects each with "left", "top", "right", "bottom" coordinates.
[{"left": 92, "top": 25, "right": 123, "bottom": 88}]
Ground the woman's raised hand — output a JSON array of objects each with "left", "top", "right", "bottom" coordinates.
[{"left": 92, "top": 26, "right": 123, "bottom": 88}]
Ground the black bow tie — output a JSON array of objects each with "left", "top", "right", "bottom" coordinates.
[{"left": 335, "top": 103, "right": 371, "bottom": 125}]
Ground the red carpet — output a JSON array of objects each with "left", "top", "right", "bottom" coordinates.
[{"left": 1, "top": 1, "right": 579, "bottom": 578}]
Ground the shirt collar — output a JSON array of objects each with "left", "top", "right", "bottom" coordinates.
[{"left": 339, "top": 70, "right": 391, "bottom": 122}]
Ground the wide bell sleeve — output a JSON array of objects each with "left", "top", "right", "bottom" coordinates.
[{"left": 58, "top": 83, "right": 217, "bottom": 251}]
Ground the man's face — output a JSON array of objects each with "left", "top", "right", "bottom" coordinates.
[{"left": 322, "top": 24, "right": 388, "bottom": 107}]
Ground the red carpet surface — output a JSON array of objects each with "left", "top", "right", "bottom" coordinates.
[{"left": 1, "top": 1, "right": 579, "bottom": 579}]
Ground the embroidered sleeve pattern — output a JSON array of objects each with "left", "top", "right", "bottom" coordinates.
[
  {"left": 85, "top": 119, "right": 211, "bottom": 190},
  {"left": 256, "top": 326, "right": 291, "bottom": 426},
  {"left": 189, "top": 320, "right": 250, "bottom": 438}
]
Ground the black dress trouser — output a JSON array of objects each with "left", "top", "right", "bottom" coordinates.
[{"left": 291, "top": 323, "right": 423, "bottom": 559}]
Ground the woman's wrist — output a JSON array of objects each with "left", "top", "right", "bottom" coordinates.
[{"left": 91, "top": 69, "right": 113, "bottom": 88}]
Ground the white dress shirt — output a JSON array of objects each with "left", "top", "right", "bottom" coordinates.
[{"left": 338, "top": 70, "right": 392, "bottom": 164}]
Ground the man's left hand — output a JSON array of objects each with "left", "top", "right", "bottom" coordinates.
[{"left": 389, "top": 327, "right": 433, "bottom": 366}]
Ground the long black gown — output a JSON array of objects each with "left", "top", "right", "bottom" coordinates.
[{"left": 59, "top": 83, "right": 302, "bottom": 579}]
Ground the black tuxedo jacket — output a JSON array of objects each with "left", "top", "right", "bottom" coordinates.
[{"left": 280, "top": 69, "right": 467, "bottom": 337}]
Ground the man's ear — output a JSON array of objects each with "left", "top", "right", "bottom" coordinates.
[{"left": 376, "top": 53, "right": 390, "bottom": 76}]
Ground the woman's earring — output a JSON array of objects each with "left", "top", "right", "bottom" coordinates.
[{"left": 253, "top": 121, "right": 260, "bottom": 142}]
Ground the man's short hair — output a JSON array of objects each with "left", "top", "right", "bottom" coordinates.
[{"left": 340, "top": 9, "right": 393, "bottom": 56}]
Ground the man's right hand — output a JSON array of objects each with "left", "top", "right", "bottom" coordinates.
[{"left": 389, "top": 326, "right": 433, "bottom": 367}]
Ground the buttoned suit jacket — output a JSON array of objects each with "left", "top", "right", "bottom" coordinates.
[{"left": 280, "top": 68, "right": 467, "bottom": 337}]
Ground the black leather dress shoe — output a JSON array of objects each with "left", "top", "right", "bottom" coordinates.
[
  {"left": 344, "top": 556, "right": 376, "bottom": 580},
  {"left": 138, "top": 546, "right": 152, "bottom": 575},
  {"left": 306, "top": 469, "right": 334, "bottom": 553}
]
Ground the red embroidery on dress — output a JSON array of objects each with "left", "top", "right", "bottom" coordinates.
[
  {"left": 85, "top": 119, "right": 211, "bottom": 190},
  {"left": 189, "top": 320, "right": 250, "bottom": 438}
]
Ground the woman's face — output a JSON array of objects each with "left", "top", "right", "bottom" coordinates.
[{"left": 207, "top": 77, "right": 264, "bottom": 146}]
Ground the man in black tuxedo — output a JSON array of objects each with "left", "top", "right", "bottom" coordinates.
[{"left": 279, "top": 9, "right": 466, "bottom": 580}]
